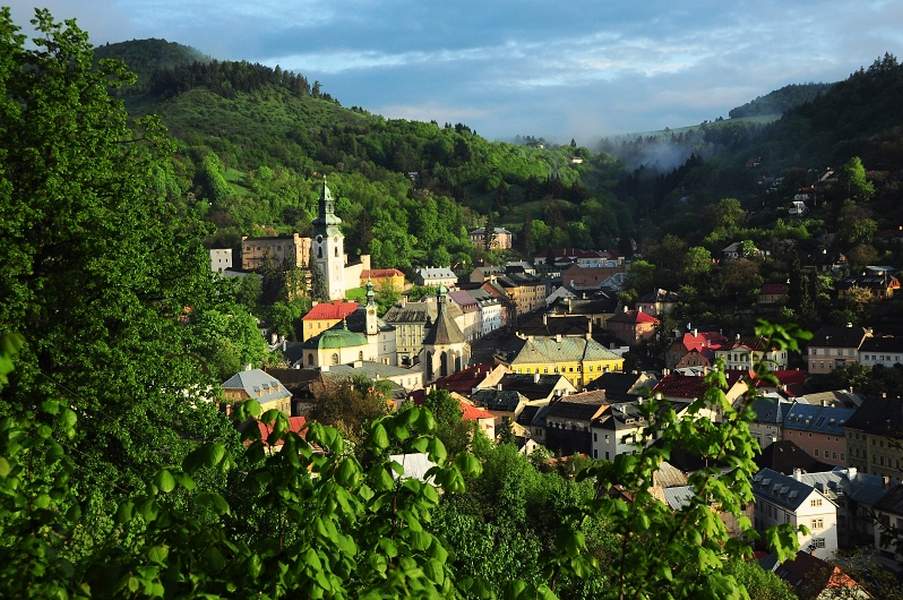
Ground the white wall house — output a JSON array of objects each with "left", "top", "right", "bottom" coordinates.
[
  {"left": 752, "top": 468, "right": 838, "bottom": 560},
  {"left": 591, "top": 403, "right": 646, "bottom": 461}
]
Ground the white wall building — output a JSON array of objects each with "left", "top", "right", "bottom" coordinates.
[
  {"left": 591, "top": 402, "right": 647, "bottom": 461},
  {"left": 752, "top": 468, "right": 838, "bottom": 560},
  {"left": 210, "top": 248, "right": 233, "bottom": 273}
]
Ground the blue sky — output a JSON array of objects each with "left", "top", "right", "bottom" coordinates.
[{"left": 9, "top": 1, "right": 903, "bottom": 142}]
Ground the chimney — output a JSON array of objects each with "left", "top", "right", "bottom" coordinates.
[
  {"left": 312, "top": 300, "right": 319, "bottom": 307},
  {"left": 555, "top": 334, "right": 562, "bottom": 343},
  {"left": 244, "top": 363, "right": 252, "bottom": 371},
  {"left": 847, "top": 467, "right": 857, "bottom": 479},
  {"left": 281, "top": 338, "right": 287, "bottom": 352},
  {"left": 735, "top": 333, "right": 741, "bottom": 341},
  {"left": 496, "top": 383, "right": 503, "bottom": 391},
  {"left": 400, "top": 296, "right": 407, "bottom": 307},
  {"left": 883, "top": 475, "right": 891, "bottom": 489},
  {"left": 692, "top": 328, "right": 698, "bottom": 338},
  {"left": 534, "top": 372, "right": 541, "bottom": 383},
  {"left": 792, "top": 468, "right": 802, "bottom": 482},
  {"left": 542, "top": 313, "right": 548, "bottom": 325}
]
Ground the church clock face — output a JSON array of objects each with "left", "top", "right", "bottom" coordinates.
[{"left": 316, "top": 235, "right": 323, "bottom": 243}]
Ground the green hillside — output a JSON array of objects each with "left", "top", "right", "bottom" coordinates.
[
  {"left": 96, "top": 39, "right": 631, "bottom": 267},
  {"left": 728, "top": 82, "right": 833, "bottom": 118}
]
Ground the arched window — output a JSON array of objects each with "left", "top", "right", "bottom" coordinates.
[
  {"left": 331, "top": 353, "right": 339, "bottom": 365},
  {"left": 358, "top": 351, "right": 364, "bottom": 361},
  {"left": 334, "top": 245, "right": 339, "bottom": 258},
  {"left": 307, "top": 354, "right": 314, "bottom": 366},
  {"left": 317, "top": 246, "right": 323, "bottom": 259}
]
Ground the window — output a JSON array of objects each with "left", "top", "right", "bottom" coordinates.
[
  {"left": 811, "top": 518, "right": 823, "bottom": 530},
  {"left": 811, "top": 499, "right": 822, "bottom": 507},
  {"left": 593, "top": 433, "right": 597, "bottom": 442},
  {"left": 812, "top": 537, "right": 825, "bottom": 549},
  {"left": 331, "top": 353, "right": 339, "bottom": 365},
  {"left": 334, "top": 246, "right": 339, "bottom": 258}
]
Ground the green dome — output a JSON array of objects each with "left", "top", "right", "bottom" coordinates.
[{"left": 317, "top": 327, "right": 367, "bottom": 349}]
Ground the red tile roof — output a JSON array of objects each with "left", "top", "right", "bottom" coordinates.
[
  {"left": 433, "top": 363, "right": 497, "bottom": 394},
  {"left": 654, "top": 372, "right": 743, "bottom": 399},
  {"left": 302, "top": 300, "right": 359, "bottom": 321},
  {"left": 609, "top": 309, "right": 660, "bottom": 325},
  {"left": 253, "top": 416, "right": 308, "bottom": 447},
  {"left": 362, "top": 268, "right": 404, "bottom": 279},
  {"left": 681, "top": 331, "right": 728, "bottom": 353},
  {"left": 460, "top": 401, "right": 495, "bottom": 421}
]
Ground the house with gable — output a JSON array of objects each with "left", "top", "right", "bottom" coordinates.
[
  {"left": 222, "top": 368, "right": 292, "bottom": 416},
  {"left": 752, "top": 468, "right": 838, "bottom": 560},
  {"left": 500, "top": 334, "right": 624, "bottom": 388},
  {"left": 543, "top": 390, "right": 609, "bottom": 456},
  {"left": 665, "top": 329, "right": 728, "bottom": 369},
  {"left": 806, "top": 325, "right": 870, "bottom": 374},
  {"left": 605, "top": 308, "right": 659, "bottom": 345},
  {"left": 781, "top": 403, "right": 855, "bottom": 467}
]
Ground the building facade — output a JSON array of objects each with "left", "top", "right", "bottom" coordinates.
[
  {"left": 241, "top": 233, "right": 311, "bottom": 272},
  {"left": 210, "top": 248, "right": 233, "bottom": 273},
  {"left": 806, "top": 326, "right": 870, "bottom": 374}
]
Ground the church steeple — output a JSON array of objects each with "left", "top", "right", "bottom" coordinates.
[
  {"left": 365, "top": 279, "right": 378, "bottom": 336},
  {"left": 314, "top": 176, "right": 342, "bottom": 230}
]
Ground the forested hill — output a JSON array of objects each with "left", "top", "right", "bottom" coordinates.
[
  {"left": 727, "top": 82, "right": 833, "bottom": 118},
  {"left": 97, "top": 39, "right": 630, "bottom": 269}
]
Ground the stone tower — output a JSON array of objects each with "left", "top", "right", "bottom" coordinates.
[
  {"left": 312, "top": 178, "right": 346, "bottom": 300},
  {"left": 421, "top": 285, "right": 469, "bottom": 382}
]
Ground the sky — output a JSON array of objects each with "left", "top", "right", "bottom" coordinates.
[{"left": 8, "top": 1, "right": 903, "bottom": 142}]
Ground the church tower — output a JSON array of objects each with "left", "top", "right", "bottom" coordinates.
[
  {"left": 421, "top": 285, "right": 469, "bottom": 382},
  {"left": 365, "top": 279, "right": 379, "bottom": 336},
  {"left": 312, "top": 178, "right": 346, "bottom": 300}
]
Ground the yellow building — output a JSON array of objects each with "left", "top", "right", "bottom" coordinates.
[
  {"left": 222, "top": 368, "right": 292, "bottom": 416},
  {"left": 361, "top": 268, "right": 406, "bottom": 293},
  {"left": 300, "top": 300, "right": 360, "bottom": 342},
  {"left": 503, "top": 334, "right": 624, "bottom": 389}
]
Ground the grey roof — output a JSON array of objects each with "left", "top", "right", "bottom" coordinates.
[
  {"left": 844, "top": 395, "right": 903, "bottom": 438},
  {"left": 585, "top": 372, "right": 643, "bottom": 401},
  {"left": 798, "top": 468, "right": 888, "bottom": 509},
  {"left": 796, "top": 389, "right": 862, "bottom": 408},
  {"left": 808, "top": 326, "right": 869, "bottom": 349},
  {"left": 384, "top": 299, "right": 463, "bottom": 325},
  {"left": 750, "top": 396, "right": 790, "bottom": 425},
  {"left": 507, "top": 335, "right": 622, "bottom": 364},
  {"left": 416, "top": 266, "right": 457, "bottom": 281},
  {"left": 782, "top": 404, "right": 854, "bottom": 436},
  {"left": 222, "top": 369, "right": 290, "bottom": 403},
  {"left": 515, "top": 404, "right": 542, "bottom": 426},
  {"left": 545, "top": 391, "right": 607, "bottom": 421},
  {"left": 594, "top": 402, "right": 646, "bottom": 431},
  {"left": 495, "top": 373, "right": 569, "bottom": 401},
  {"left": 752, "top": 468, "right": 828, "bottom": 511},
  {"left": 423, "top": 297, "right": 466, "bottom": 346},
  {"left": 860, "top": 335, "right": 903, "bottom": 354},
  {"left": 325, "top": 362, "right": 420, "bottom": 380},
  {"left": 663, "top": 485, "right": 695, "bottom": 511},
  {"left": 471, "top": 389, "right": 528, "bottom": 413}
]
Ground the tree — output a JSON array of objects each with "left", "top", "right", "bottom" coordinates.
[
  {"left": 311, "top": 264, "right": 329, "bottom": 301},
  {"left": 625, "top": 259, "right": 657, "bottom": 295},
  {"left": 309, "top": 379, "right": 390, "bottom": 446},
  {"left": 840, "top": 155, "right": 875, "bottom": 202},
  {"left": 709, "top": 197, "right": 746, "bottom": 232},
  {"left": 421, "top": 389, "right": 474, "bottom": 458},
  {"left": 683, "top": 246, "right": 713, "bottom": 278},
  {"left": 0, "top": 6, "right": 240, "bottom": 553}
]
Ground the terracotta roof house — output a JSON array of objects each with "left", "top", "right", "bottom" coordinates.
[
  {"left": 605, "top": 308, "right": 659, "bottom": 345},
  {"left": 665, "top": 330, "right": 728, "bottom": 369},
  {"left": 772, "top": 551, "right": 869, "bottom": 600},
  {"left": 301, "top": 300, "right": 361, "bottom": 341},
  {"left": 246, "top": 416, "right": 308, "bottom": 451},
  {"left": 457, "top": 396, "right": 497, "bottom": 441},
  {"left": 433, "top": 363, "right": 508, "bottom": 395}
]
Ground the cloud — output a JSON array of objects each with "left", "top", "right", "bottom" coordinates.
[{"left": 7, "top": 0, "right": 903, "bottom": 139}]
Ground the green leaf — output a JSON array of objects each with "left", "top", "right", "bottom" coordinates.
[
  {"left": 147, "top": 545, "right": 169, "bottom": 565},
  {"left": 156, "top": 469, "right": 176, "bottom": 494},
  {"left": 0, "top": 457, "right": 10, "bottom": 477},
  {"left": 34, "top": 493, "right": 51, "bottom": 509},
  {"left": 371, "top": 423, "right": 389, "bottom": 449},
  {"left": 116, "top": 501, "right": 134, "bottom": 524}
]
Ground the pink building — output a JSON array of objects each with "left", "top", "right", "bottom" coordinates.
[{"left": 781, "top": 403, "right": 855, "bottom": 467}]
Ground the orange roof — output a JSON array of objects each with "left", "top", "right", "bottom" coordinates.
[
  {"left": 362, "top": 268, "right": 404, "bottom": 279},
  {"left": 459, "top": 400, "right": 495, "bottom": 421},
  {"left": 251, "top": 416, "right": 308, "bottom": 447},
  {"left": 302, "top": 300, "right": 359, "bottom": 321}
]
